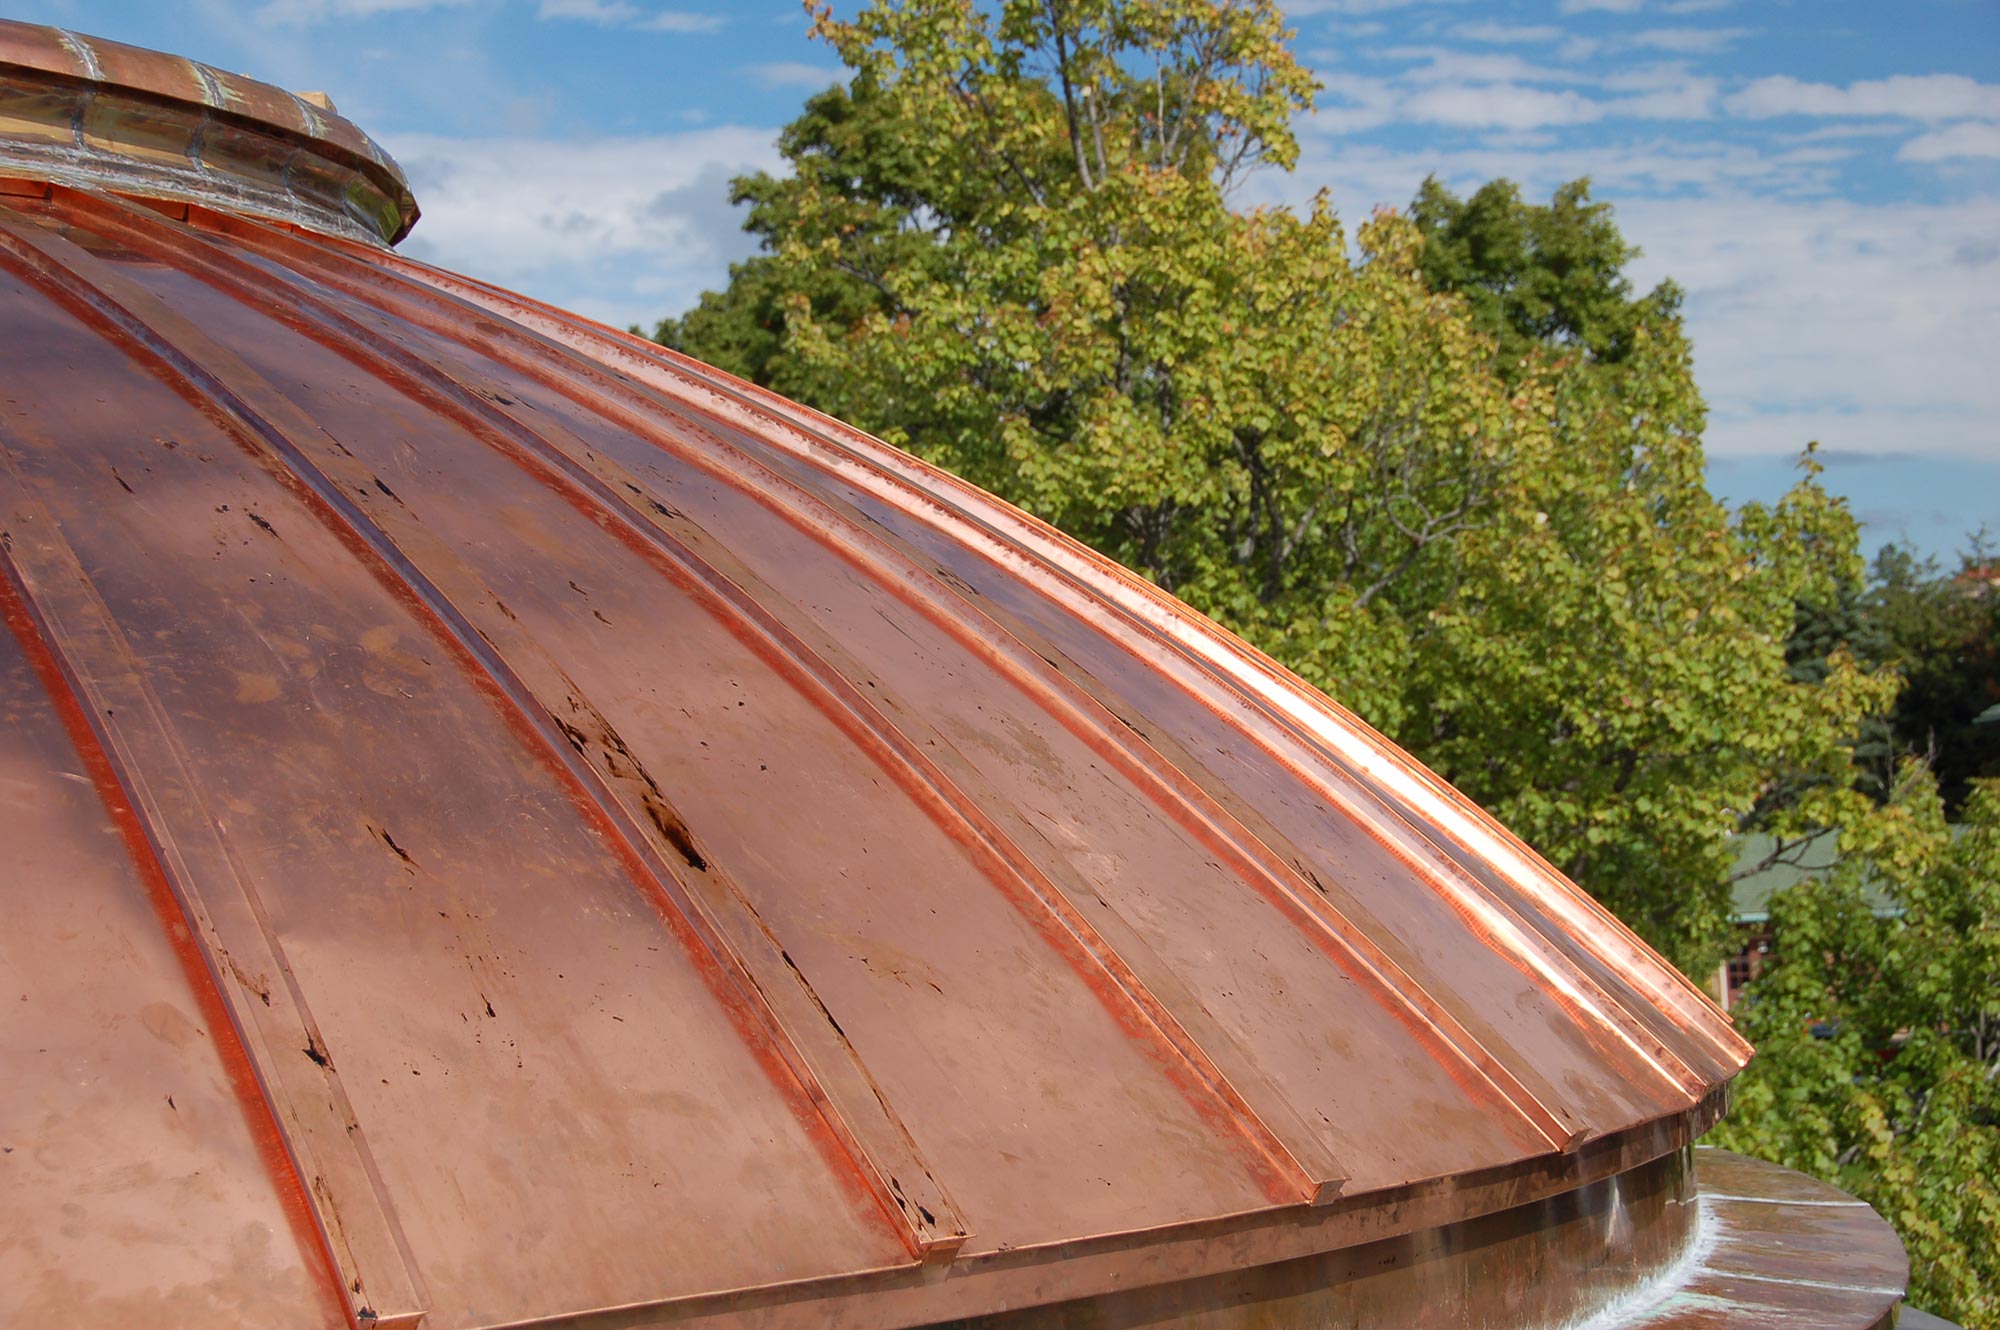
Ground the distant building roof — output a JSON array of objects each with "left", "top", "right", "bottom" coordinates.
[{"left": 1730, "top": 830, "right": 1901, "bottom": 924}]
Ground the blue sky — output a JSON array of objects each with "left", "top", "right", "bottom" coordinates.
[{"left": 12, "top": 0, "right": 1999, "bottom": 564}]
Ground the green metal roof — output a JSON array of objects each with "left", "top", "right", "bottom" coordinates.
[{"left": 1729, "top": 831, "right": 1899, "bottom": 925}]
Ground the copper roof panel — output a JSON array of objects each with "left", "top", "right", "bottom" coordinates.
[
  {"left": 146, "top": 208, "right": 1577, "bottom": 1194},
  {"left": 0, "top": 581, "right": 346, "bottom": 1330},
  {"left": 33, "top": 200, "right": 1315, "bottom": 1237},
  {"left": 0, "top": 223, "right": 915, "bottom": 1326}
]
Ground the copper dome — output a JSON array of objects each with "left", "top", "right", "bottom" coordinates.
[{"left": 0, "top": 21, "right": 1909, "bottom": 1330}]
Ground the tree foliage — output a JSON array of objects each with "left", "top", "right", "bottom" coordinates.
[
  {"left": 1863, "top": 543, "right": 2000, "bottom": 815},
  {"left": 1714, "top": 766, "right": 2000, "bottom": 1328},
  {"left": 658, "top": 0, "right": 1890, "bottom": 979},
  {"left": 1409, "top": 176, "right": 1683, "bottom": 377},
  {"left": 1784, "top": 539, "right": 2000, "bottom": 814},
  {"left": 652, "top": 74, "right": 922, "bottom": 400}
]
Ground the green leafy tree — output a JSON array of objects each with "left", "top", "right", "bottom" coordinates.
[
  {"left": 1406, "top": 405, "right": 1893, "bottom": 967},
  {"left": 1408, "top": 175, "right": 1683, "bottom": 378},
  {"left": 1864, "top": 542, "right": 2000, "bottom": 816},
  {"left": 654, "top": 0, "right": 1889, "bottom": 979},
  {"left": 1782, "top": 538, "right": 1999, "bottom": 813},
  {"left": 1783, "top": 564, "right": 1898, "bottom": 803},
  {"left": 1714, "top": 766, "right": 2000, "bottom": 1328},
  {"left": 651, "top": 73, "right": 940, "bottom": 400}
]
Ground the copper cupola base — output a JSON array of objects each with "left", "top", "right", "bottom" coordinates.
[{"left": 0, "top": 19, "right": 1915, "bottom": 1330}]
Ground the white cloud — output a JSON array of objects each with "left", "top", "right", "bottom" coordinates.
[
  {"left": 1304, "top": 45, "right": 1735, "bottom": 131},
  {"left": 746, "top": 61, "right": 848, "bottom": 90},
  {"left": 1377, "top": 47, "right": 1591, "bottom": 85},
  {"left": 1617, "top": 195, "right": 2000, "bottom": 461},
  {"left": 1402, "top": 83, "right": 1605, "bottom": 129},
  {"left": 1897, "top": 121, "right": 2000, "bottom": 162},
  {"left": 254, "top": 0, "right": 473, "bottom": 24},
  {"left": 534, "top": 0, "right": 724, "bottom": 32},
  {"left": 1284, "top": 0, "right": 1463, "bottom": 13},
  {"left": 1319, "top": 20, "right": 1388, "bottom": 39},
  {"left": 1311, "top": 71, "right": 1400, "bottom": 133},
  {"left": 536, "top": 0, "right": 636, "bottom": 21},
  {"left": 1773, "top": 122, "right": 1910, "bottom": 145},
  {"left": 1621, "top": 26, "right": 1748, "bottom": 54},
  {"left": 1600, "top": 62, "right": 1694, "bottom": 91},
  {"left": 637, "top": 10, "right": 725, "bottom": 32},
  {"left": 1594, "top": 64, "right": 1721, "bottom": 118},
  {"left": 1728, "top": 74, "right": 2000, "bottom": 122},
  {"left": 1282, "top": 132, "right": 1845, "bottom": 211},
  {"left": 382, "top": 126, "right": 782, "bottom": 329},
  {"left": 1609, "top": 74, "right": 1719, "bottom": 120},
  {"left": 1552, "top": 27, "right": 1749, "bottom": 59},
  {"left": 1560, "top": 0, "right": 1643, "bottom": 13},
  {"left": 1451, "top": 22, "right": 1565, "bottom": 45}
]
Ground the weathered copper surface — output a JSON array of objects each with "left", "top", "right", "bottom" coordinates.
[
  {"left": 0, "top": 19, "right": 414, "bottom": 243},
  {"left": 0, "top": 22, "right": 1904, "bottom": 1330}
]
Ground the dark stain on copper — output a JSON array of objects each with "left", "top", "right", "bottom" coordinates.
[
  {"left": 620, "top": 478, "right": 679, "bottom": 519},
  {"left": 644, "top": 795, "right": 707, "bottom": 873},
  {"left": 365, "top": 822, "right": 416, "bottom": 867},
  {"left": 780, "top": 949, "right": 846, "bottom": 1040}
]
